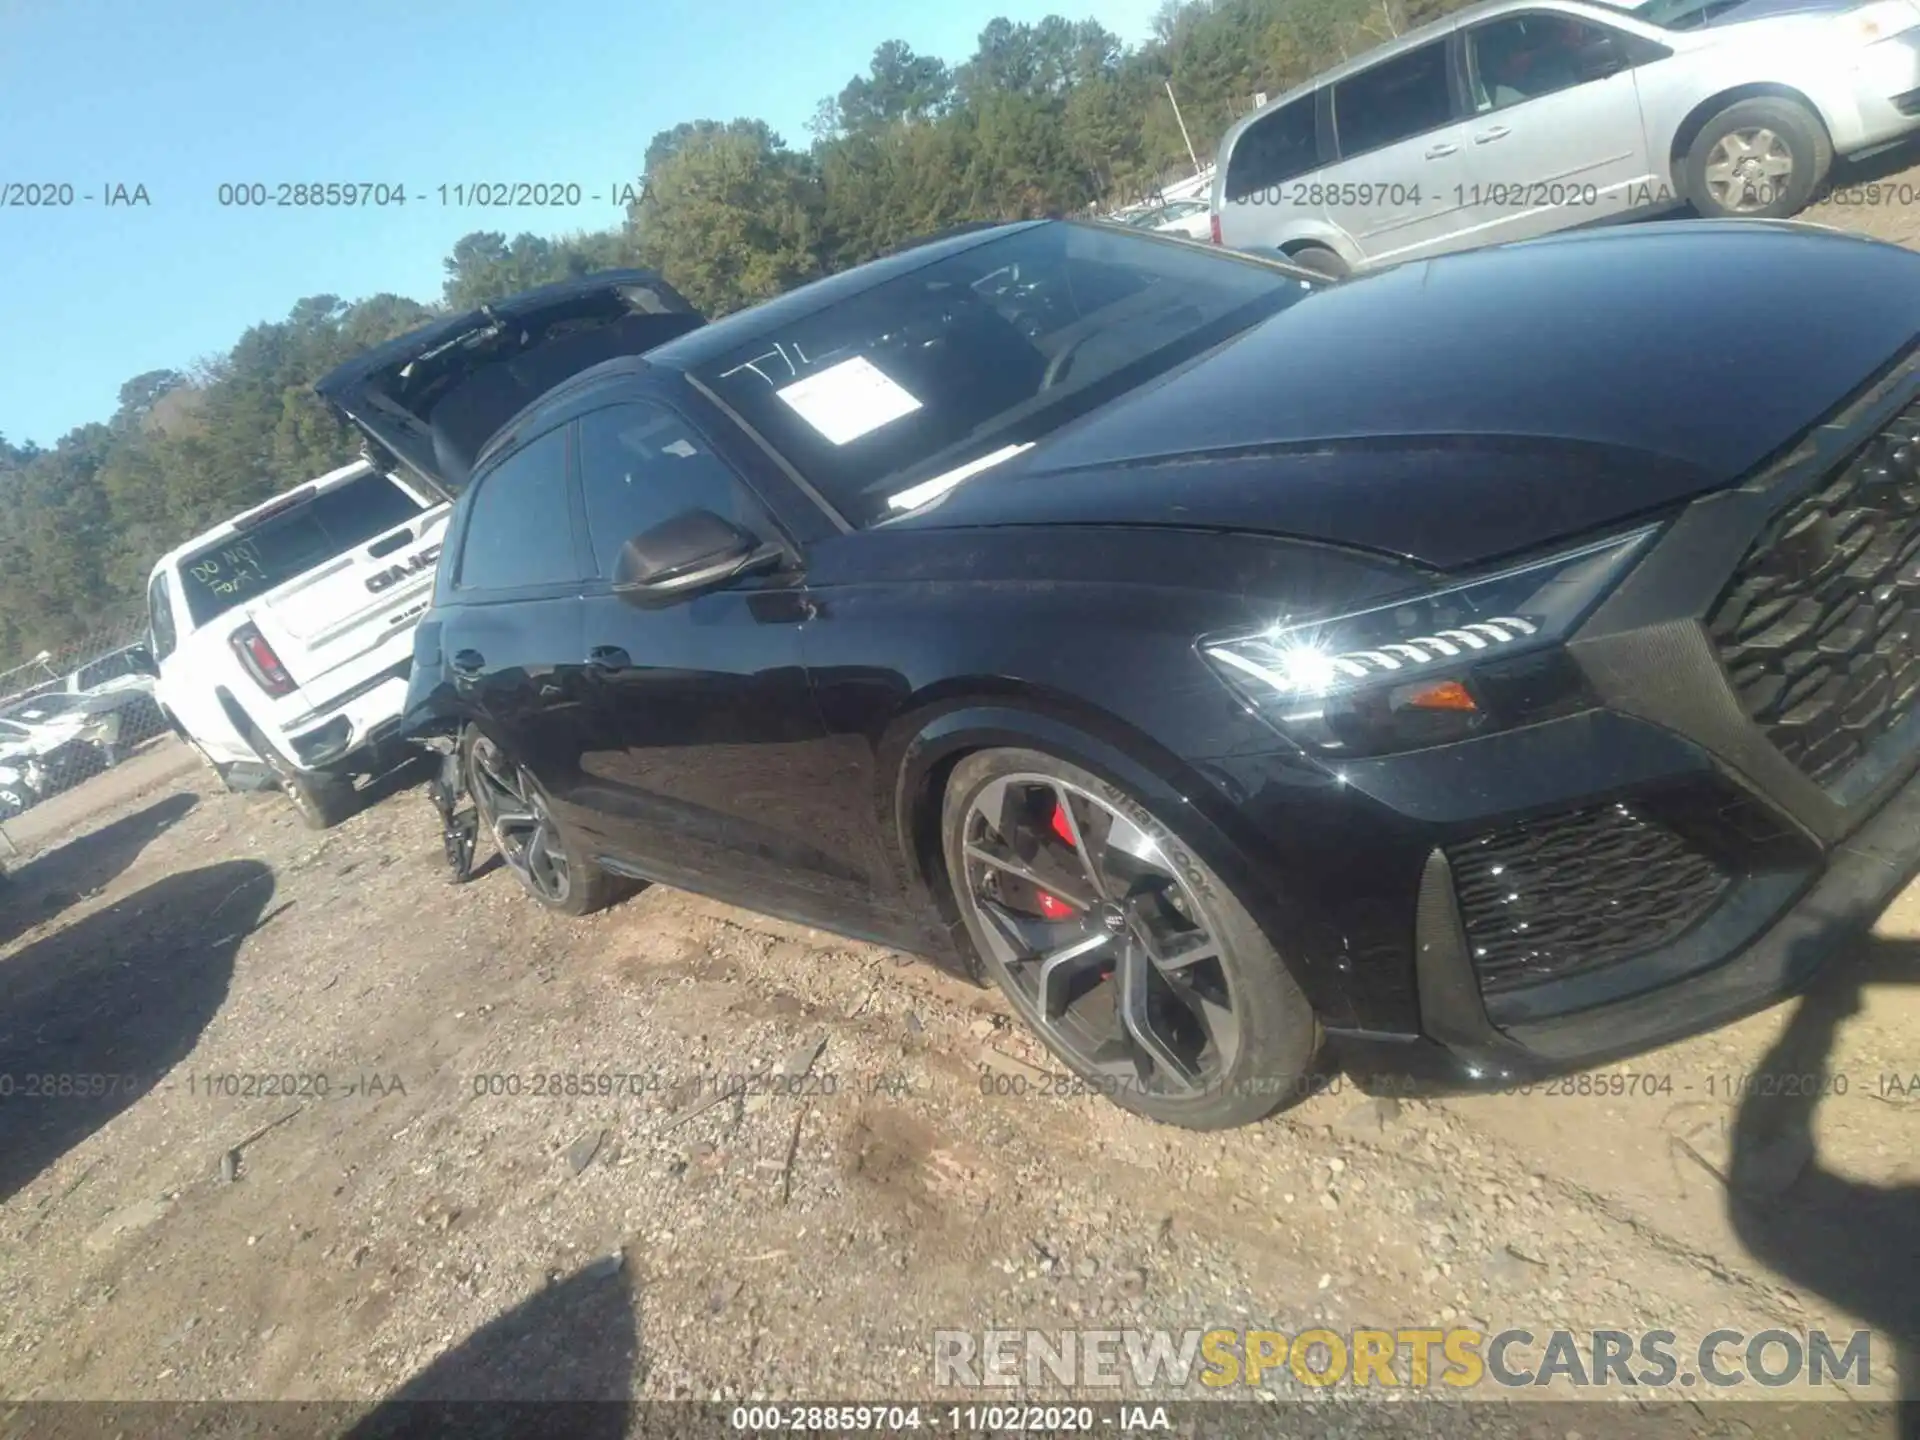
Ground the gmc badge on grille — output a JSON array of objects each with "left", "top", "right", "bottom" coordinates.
[{"left": 367, "top": 545, "right": 442, "bottom": 594}]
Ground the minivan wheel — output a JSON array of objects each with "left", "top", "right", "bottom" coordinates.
[
  {"left": 942, "top": 748, "right": 1320, "bottom": 1130},
  {"left": 462, "top": 729, "right": 625, "bottom": 916},
  {"left": 1685, "top": 98, "right": 1831, "bottom": 219},
  {"left": 1286, "top": 244, "right": 1348, "bottom": 279}
]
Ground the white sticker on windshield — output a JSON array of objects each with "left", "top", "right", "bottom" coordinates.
[{"left": 776, "top": 356, "right": 922, "bottom": 445}]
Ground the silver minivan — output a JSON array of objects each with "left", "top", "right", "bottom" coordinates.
[{"left": 1213, "top": 0, "right": 1920, "bottom": 275}]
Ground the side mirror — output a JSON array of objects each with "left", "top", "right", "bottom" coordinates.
[
  {"left": 610, "top": 509, "right": 779, "bottom": 604},
  {"left": 127, "top": 643, "right": 158, "bottom": 677}
]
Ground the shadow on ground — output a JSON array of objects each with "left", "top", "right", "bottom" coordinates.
[
  {"left": 343, "top": 1261, "right": 642, "bottom": 1439},
  {"left": 0, "top": 858, "right": 270, "bottom": 1203},
  {"left": 353, "top": 751, "right": 440, "bottom": 816},
  {"left": 1727, "top": 935, "right": 1918, "bottom": 1433},
  {"left": 0, "top": 792, "right": 197, "bottom": 948}
]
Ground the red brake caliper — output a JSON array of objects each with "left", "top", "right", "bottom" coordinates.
[{"left": 1033, "top": 802, "right": 1078, "bottom": 920}]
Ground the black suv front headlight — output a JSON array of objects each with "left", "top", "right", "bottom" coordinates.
[{"left": 1199, "top": 525, "right": 1660, "bottom": 756}]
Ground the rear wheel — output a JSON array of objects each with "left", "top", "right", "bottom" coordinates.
[
  {"left": 233, "top": 711, "right": 355, "bottom": 829},
  {"left": 1286, "top": 244, "right": 1348, "bottom": 279},
  {"left": 270, "top": 756, "right": 355, "bottom": 831},
  {"left": 942, "top": 748, "right": 1320, "bottom": 1130},
  {"left": 462, "top": 728, "right": 626, "bottom": 916}
]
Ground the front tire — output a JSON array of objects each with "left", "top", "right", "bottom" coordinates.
[
  {"left": 1685, "top": 98, "right": 1831, "bottom": 219},
  {"left": 461, "top": 728, "right": 626, "bottom": 916},
  {"left": 941, "top": 747, "right": 1320, "bottom": 1130}
]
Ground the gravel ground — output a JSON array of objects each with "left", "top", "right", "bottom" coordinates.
[{"left": 5, "top": 164, "right": 1920, "bottom": 1437}]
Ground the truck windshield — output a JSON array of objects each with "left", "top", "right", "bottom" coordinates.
[{"left": 177, "top": 471, "right": 425, "bottom": 628}]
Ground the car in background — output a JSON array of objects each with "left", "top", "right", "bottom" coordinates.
[
  {"left": 0, "top": 693, "right": 117, "bottom": 810},
  {"left": 1127, "top": 199, "right": 1215, "bottom": 241},
  {"left": 1213, "top": 0, "right": 1920, "bottom": 276},
  {"left": 390, "top": 215, "right": 1920, "bottom": 1131},
  {"left": 140, "top": 271, "right": 704, "bottom": 829},
  {"left": 56, "top": 642, "right": 165, "bottom": 756}
]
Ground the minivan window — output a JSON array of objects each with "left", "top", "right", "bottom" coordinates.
[
  {"left": 1468, "top": 15, "right": 1629, "bottom": 110},
  {"left": 456, "top": 424, "right": 579, "bottom": 592},
  {"left": 176, "top": 471, "right": 425, "bottom": 628},
  {"left": 1226, "top": 95, "right": 1322, "bottom": 200},
  {"left": 1332, "top": 39, "right": 1455, "bottom": 159}
]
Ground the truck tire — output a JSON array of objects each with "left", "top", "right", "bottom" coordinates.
[{"left": 232, "top": 711, "right": 356, "bottom": 830}]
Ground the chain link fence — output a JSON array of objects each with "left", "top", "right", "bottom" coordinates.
[{"left": 0, "top": 614, "right": 171, "bottom": 833}]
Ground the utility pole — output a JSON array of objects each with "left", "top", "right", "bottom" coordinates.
[{"left": 1165, "top": 80, "right": 1201, "bottom": 175}]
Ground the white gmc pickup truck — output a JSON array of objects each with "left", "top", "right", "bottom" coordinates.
[
  {"left": 141, "top": 270, "right": 704, "bottom": 828},
  {"left": 145, "top": 460, "right": 449, "bottom": 826}
]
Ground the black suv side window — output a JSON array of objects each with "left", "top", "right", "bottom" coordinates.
[
  {"left": 455, "top": 424, "right": 578, "bottom": 592},
  {"left": 576, "top": 403, "right": 771, "bottom": 578},
  {"left": 1467, "top": 15, "right": 1633, "bottom": 112},
  {"left": 1332, "top": 38, "right": 1455, "bottom": 159},
  {"left": 1225, "top": 93, "right": 1322, "bottom": 199},
  {"left": 149, "top": 571, "right": 177, "bottom": 661}
]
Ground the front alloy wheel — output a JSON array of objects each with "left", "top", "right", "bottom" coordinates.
[
  {"left": 1703, "top": 128, "right": 1794, "bottom": 215},
  {"left": 944, "top": 748, "right": 1318, "bottom": 1129},
  {"left": 1686, "top": 98, "right": 1830, "bottom": 220}
]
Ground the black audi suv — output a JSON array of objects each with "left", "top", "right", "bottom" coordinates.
[{"left": 318, "top": 217, "right": 1920, "bottom": 1129}]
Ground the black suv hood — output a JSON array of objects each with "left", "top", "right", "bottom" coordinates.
[
  {"left": 896, "top": 222, "right": 1920, "bottom": 570},
  {"left": 315, "top": 270, "right": 704, "bottom": 498}
]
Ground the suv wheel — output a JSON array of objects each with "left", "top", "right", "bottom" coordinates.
[
  {"left": 462, "top": 729, "right": 626, "bottom": 916},
  {"left": 942, "top": 748, "right": 1320, "bottom": 1130},
  {"left": 1685, "top": 98, "right": 1832, "bottom": 219}
]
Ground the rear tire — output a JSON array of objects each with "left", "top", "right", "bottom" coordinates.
[
  {"left": 232, "top": 710, "right": 356, "bottom": 830},
  {"left": 278, "top": 766, "right": 356, "bottom": 831},
  {"left": 1684, "top": 97, "right": 1831, "bottom": 219},
  {"left": 1286, "top": 244, "right": 1349, "bottom": 279},
  {"left": 941, "top": 747, "right": 1320, "bottom": 1130},
  {"left": 461, "top": 727, "right": 627, "bottom": 916}
]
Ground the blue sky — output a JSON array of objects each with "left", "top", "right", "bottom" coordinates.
[{"left": 0, "top": 0, "right": 1161, "bottom": 449}]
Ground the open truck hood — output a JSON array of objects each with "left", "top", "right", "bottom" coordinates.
[{"left": 314, "top": 270, "right": 705, "bottom": 499}]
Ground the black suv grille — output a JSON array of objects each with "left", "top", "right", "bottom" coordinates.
[
  {"left": 1446, "top": 802, "right": 1729, "bottom": 996},
  {"left": 1706, "top": 405, "right": 1920, "bottom": 789}
]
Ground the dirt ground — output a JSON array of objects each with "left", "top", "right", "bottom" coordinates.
[{"left": 6, "top": 166, "right": 1920, "bottom": 1438}]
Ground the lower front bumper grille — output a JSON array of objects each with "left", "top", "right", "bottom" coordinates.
[
  {"left": 1445, "top": 801, "right": 1729, "bottom": 996},
  {"left": 1705, "top": 402, "right": 1920, "bottom": 790}
]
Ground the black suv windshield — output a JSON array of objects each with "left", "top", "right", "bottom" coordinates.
[
  {"left": 177, "top": 470, "right": 424, "bottom": 628},
  {"left": 693, "top": 223, "right": 1312, "bottom": 527}
]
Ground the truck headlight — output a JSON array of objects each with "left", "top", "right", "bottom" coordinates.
[{"left": 1200, "top": 525, "right": 1659, "bottom": 755}]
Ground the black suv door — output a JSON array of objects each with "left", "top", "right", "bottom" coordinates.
[
  {"left": 433, "top": 420, "right": 593, "bottom": 811},
  {"left": 568, "top": 399, "right": 873, "bottom": 914}
]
